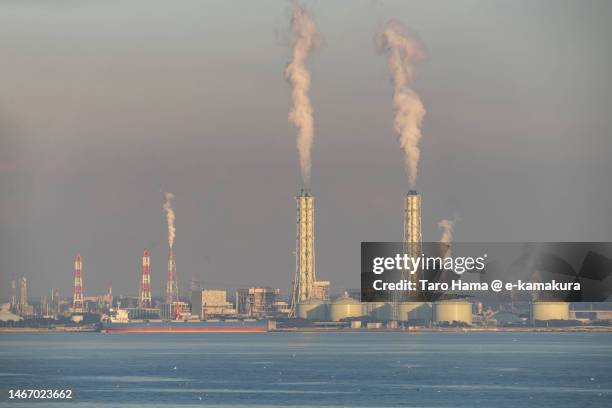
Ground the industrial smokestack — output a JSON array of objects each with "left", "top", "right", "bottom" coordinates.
[
  {"left": 163, "top": 193, "right": 178, "bottom": 304},
  {"left": 166, "top": 248, "right": 178, "bottom": 304},
  {"left": 290, "top": 189, "right": 316, "bottom": 316},
  {"left": 399, "top": 191, "right": 423, "bottom": 307},
  {"left": 377, "top": 21, "right": 426, "bottom": 188},
  {"left": 139, "top": 249, "right": 152, "bottom": 308},
  {"left": 19, "top": 276, "right": 28, "bottom": 309},
  {"left": 403, "top": 191, "right": 422, "bottom": 253},
  {"left": 10, "top": 276, "right": 16, "bottom": 310},
  {"left": 285, "top": 4, "right": 319, "bottom": 188},
  {"left": 72, "top": 253, "right": 84, "bottom": 313}
]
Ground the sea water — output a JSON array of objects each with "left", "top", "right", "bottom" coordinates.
[{"left": 0, "top": 332, "right": 610, "bottom": 407}]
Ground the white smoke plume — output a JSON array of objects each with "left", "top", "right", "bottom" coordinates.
[
  {"left": 438, "top": 218, "right": 456, "bottom": 244},
  {"left": 376, "top": 21, "right": 426, "bottom": 187},
  {"left": 285, "top": 4, "right": 319, "bottom": 188},
  {"left": 163, "top": 192, "right": 176, "bottom": 249},
  {"left": 438, "top": 218, "right": 456, "bottom": 257}
]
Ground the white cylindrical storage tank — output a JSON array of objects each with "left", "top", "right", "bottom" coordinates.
[
  {"left": 397, "top": 302, "right": 432, "bottom": 323},
  {"left": 367, "top": 302, "right": 390, "bottom": 321},
  {"left": 296, "top": 300, "right": 328, "bottom": 321},
  {"left": 329, "top": 296, "right": 364, "bottom": 322},
  {"left": 434, "top": 300, "right": 472, "bottom": 324},
  {"left": 531, "top": 302, "right": 569, "bottom": 322}
]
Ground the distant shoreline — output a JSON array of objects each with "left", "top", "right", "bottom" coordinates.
[
  {"left": 274, "top": 326, "right": 612, "bottom": 333},
  {"left": 2, "top": 326, "right": 612, "bottom": 334}
]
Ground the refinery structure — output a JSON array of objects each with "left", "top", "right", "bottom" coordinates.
[
  {"left": 1, "top": 173, "right": 606, "bottom": 329},
  {"left": 2, "top": 190, "right": 603, "bottom": 330}
]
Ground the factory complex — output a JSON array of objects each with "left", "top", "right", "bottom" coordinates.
[{"left": 3, "top": 189, "right": 609, "bottom": 333}]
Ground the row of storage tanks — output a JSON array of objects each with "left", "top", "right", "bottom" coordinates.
[
  {"left": 297, "top": 296, "right": 473, "bottom": 324},
  {"left": 297, "top": 296, "right": 571, "bottom": 324}
]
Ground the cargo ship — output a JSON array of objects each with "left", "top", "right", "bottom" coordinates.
[
  {"left": 100, "top": 309, "right": 270, "bottom": 333},
  {"left": 101, "top": 319, "right": 269, "bottom": 333}
]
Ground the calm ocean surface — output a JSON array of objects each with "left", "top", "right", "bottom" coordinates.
[{"left": 0, "top": 332, "right": 611, "bottom": 407}]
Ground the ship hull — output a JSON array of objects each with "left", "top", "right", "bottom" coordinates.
[{"left": 101, "top": 321, "right": 268, "bottom": 333}]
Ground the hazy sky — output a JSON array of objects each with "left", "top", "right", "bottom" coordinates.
[{"left": 1, "top": 0, "right": 611, "bottom": 299}]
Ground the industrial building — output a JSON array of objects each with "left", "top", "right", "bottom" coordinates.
[
  {"left": 160, "top": 301, "right": 190, "bottom": 320},
  {"left": 293, "top": 191, "right": 431, "bottom": 325},
  {"left": 0, "top": 303, "right": 22, "bottom": 323},
  {"left": 367, "top": 302, "right": 390, "bottom": 321},
  {"left": 235, "top": 287, "right": 279, "bottom": 317},
  {"left": 50, "top": 288, "right": 61, "bottom": 316},
  {"left": 397, "top": 301, "right": 432, "bottom": 323},
  {"left": 570, "top": 304, "right": 612, "bottom": 321},
  {"left": 100, "top": 287, "right": 113, "bottom": 310},
  {"left": 272, "top": 300, "right": 291, "bottom": 315},
  {"left": 15, "top": 276, "right": 34, "bottom": 317},
  {"left": 311, "top": 280, "right": 330, "bottom": 301},
  {"left": 361, "top": 301, "right": 433, "bottom": 324},
  {"left": 296, "top": 299, "right": 329, "bottom": 320},
  {"left": 191, "top": 289, "right": 235, "bottom": 319}
]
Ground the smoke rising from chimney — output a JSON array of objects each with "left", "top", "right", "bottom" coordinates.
[
  {"left": 377, "top": 21, "right": 426, "bottom": 187},
  {"left": 285, "top": 4, "right": 319, "bottom": 188},
  {"left": 438, "top": 218, "right": 456, "bottom": 257},
  {"left": 163, "top": 192, "right": 176, "bottom": 249},
  {"left": 438, "top": 218, "right": 456, "bottom": 244}
]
